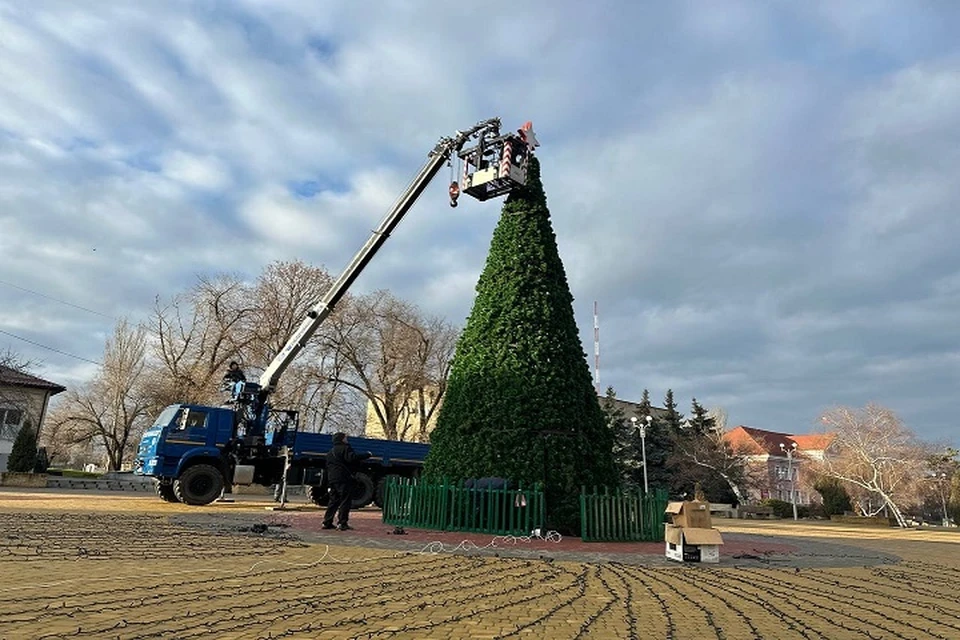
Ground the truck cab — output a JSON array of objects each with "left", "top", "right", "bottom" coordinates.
[{"left": 136, "top": 403, "right": 241, "bottom": 504}]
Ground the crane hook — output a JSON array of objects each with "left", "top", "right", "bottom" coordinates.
[{"left": 448, "top": 181, "right": 460, "bottom": 208}]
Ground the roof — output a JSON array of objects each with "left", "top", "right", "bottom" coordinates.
[
  {"left": 598, "top": 395, "right": 668, "bottom": 421},
  {"left": 0, "top": 365, "right": 66, "bottom": 395},
  {"left": 790, "top": 433, "right": 835, "bottom": 450},
  {"left": 724, "top": 425, "right": 834, "bottom": 456}
]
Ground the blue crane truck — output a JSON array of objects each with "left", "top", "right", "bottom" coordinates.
[
  {"left": 136, "top": 403, "right": 429, "bottom": 507},
  {"left": 134, "top": 118, "right": 537, "bottom": 507}
]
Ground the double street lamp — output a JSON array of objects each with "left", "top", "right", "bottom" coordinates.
[
  {"left": 780, "top": 442, "right": 799, "bottom": 521},
  {"left": 630, "top": 415, "right": 652, "bottom": 494}
]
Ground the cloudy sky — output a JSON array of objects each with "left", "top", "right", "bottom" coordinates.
[{"left": 2, "top": 1, "right": 958, "bottom": 446}]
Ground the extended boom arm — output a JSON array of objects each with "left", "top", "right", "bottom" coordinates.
[{"left": 258, "top": 118, "right": 504, "bottom": 393}]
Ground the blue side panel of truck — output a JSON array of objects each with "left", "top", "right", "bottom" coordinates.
[{"left": 284, "top": 432, "right": 430, "bottom": 469}]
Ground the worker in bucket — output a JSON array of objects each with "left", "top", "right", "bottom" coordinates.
[
  {"left": 322, "top": 433, "right": 372, "bottom": 531},
  {"left": 221, "top": 361, "right": 247, "bottom": 395}
]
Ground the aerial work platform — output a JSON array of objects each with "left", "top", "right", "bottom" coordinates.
[{"left": 450, "top": 121, "right": 540, "bottom": 205}]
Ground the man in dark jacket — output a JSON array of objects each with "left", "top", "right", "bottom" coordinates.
[
  {"left": 222, "top": 361, "right": 246, "bottom": 393},
  {"left": 322, "top": 432, "right": 372, "bottom": 530}
]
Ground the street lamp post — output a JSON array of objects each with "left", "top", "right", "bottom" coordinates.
[
  {"left": 631, "top": 415, "right": 652, "bottom": 494},
  {"left": 780, "top": 442, "right": 798, "bottom": 521}
]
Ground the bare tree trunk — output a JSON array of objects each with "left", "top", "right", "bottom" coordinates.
[
  {"left": 814, "top": 405, "right": 926, "bottom": 529},
  {"left": 46, "top": 319, "right": 151, "bottom": 471}
]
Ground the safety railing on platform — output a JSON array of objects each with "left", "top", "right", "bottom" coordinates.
[
  {"left": 579, "top": 486, "right": 669, "bottom": 542},
  {"left": 382, "top": 477, "right": 545, "bottom": 536}
]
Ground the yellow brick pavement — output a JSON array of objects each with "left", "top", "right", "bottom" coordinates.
[{"left": 0, "top": 493, "right": 958, "bottom": 639}]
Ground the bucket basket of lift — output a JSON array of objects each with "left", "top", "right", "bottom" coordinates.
[{"left": 457, "top": 123, "right": 537, "bottom": 202}]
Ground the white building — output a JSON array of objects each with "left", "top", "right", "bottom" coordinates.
[{"left": 0, "top": 365, "right": 65, "bottom": 472}]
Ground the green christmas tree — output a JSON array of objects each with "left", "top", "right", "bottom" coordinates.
[
  {"left": 424, "top": 156, "right": 618, "bottom": 533},
  {"left": 7, "top": 419, "right": 38, "bottom": 473}
]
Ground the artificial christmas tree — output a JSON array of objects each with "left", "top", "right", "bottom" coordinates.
[{"left": 425, "top": 157, "right": 617, "bottom": 533}]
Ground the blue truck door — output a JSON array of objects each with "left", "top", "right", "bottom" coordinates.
[{"left": 165, "top": 407, "right": 211, "bottom": 447}]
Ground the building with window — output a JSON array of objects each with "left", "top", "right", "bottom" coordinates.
[
  {"left": 363, "top": 384, "right": 442, "bottom": 443},
  {"left": 0, "top": 365, "right": 65, "bottom": 472},
  {"left": 724, "top": 426, "right": 834, "bottom": 505}
]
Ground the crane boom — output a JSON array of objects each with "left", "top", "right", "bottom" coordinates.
[{"left": 258, "top": 118, "right": 507, "bottom": 393}]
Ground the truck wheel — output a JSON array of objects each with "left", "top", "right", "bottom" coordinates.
[
  {"left": 156, "top": 480, "right": 178, "bottom": 503},
  {"left": 351, "top": 472, "right": 376, "bottom": 508},
  {"left": 373, "top": 475, "right": 400, "bottom": 509},
  {"left": 307, "top": 484, "right": 329, "bottom": 507},
  {"left": 173, "top": 464, "right": 224, "bottom": 506}
]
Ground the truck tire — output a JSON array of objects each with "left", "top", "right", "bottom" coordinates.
[
  {"left": 351, "top": 472, "right": 375, "bottom": 508},
  {"left": 373, "top": 475, "right": 400, "bottom": 509},
  {"left": 307, "top": 484, "right": 329, "bottom": 507},
  {"left": 373, "top": 477, "right": 387, "bottom": 509},
  {"left": 173, "top": 464, "right": 224, "bottom": 506},
  {"left": 156, "top": 480, "right": 178, "bottom": 503}
]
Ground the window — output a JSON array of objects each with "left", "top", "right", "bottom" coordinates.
[
  {"left": 175, "top": 409, "right": 208, "bottom": 431},
  {"left": 1, "top": 408, "right": 23, "bottom": 427},
  {"left": 0, "top": 407, "right": 24, "bottom": 439}
]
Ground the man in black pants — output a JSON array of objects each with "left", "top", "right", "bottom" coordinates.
[{"left": 322, "top": 433, "right": 372, "bottom": 531}]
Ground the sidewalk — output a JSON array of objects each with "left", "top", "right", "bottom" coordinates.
[{"left": 173, "top": 505, "right": 900, "bottom": 569}]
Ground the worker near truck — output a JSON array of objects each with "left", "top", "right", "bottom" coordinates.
[{"left": 322, "top": 433, "right": 372, "bottom": 530}]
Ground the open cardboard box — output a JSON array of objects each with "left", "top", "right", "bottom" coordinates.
[{"left": 664, "top": 500, "right": 724, "bottom": 563}]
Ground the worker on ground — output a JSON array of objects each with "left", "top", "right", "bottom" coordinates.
[{"left": 322, "top": 433, "right": 372, "bottom": 531}]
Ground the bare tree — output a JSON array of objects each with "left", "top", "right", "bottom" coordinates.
[
  {"left": 46, "top": 319, "right": 151, "bottom": 470},
  {"left": 707, "top": 406, "right": 728, "bottom": 432},
  {"left": 144, "top": 261, "right": 384, "bottom": 434},
  {"left": 672, "top": 424, "right": 758, "bottom": 504},
  {"left": 393, "top": 313, "right": 457, "bottom": 442},
  {"left": 38, "top": 417, "right": 86, "bottom": 467},
  {"left": 327, "top": 291, "right": 457, "bottom": 441},
  {"left": 148, "top": 274, "right": 255, "bottom": 409},
  {"left": 242, "top": 260, "right": 362, "bottom": 433},
  {"left": 925, "top": 448, "right": 958, "bottom": 525},
  {"left": 0, "top": 348, "right": 38, "bottom": 371},
  {"left": 814, "top": 404, "right": 926, "bottom": 527}
]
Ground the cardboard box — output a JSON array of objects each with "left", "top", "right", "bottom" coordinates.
[
  {"left": 665, "top": 500, "right": 712, "bottom": 529},
  {"left": 665, "top": 524, "right": 724, "bottom": 563},
  {"left": 664, "top": 498, "right": 725, "bottom": 563}
]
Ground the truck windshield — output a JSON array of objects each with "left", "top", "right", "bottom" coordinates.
[{"left": 151, "top": 406, "right": 180, "bottom": 430}]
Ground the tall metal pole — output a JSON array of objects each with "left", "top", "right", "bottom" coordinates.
[
  {"left": 781, "top": 442, "right": 798, "bottom": 521},
  {"left": 640, "top": 424, "right": 649, "bottom": 494},
  {"left": 632, "top": 416, "right": 650, "bottom": 494}
]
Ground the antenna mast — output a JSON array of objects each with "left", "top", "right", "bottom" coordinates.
[{"left": 594, "top": 301, "right": 600, "bottom": 393}]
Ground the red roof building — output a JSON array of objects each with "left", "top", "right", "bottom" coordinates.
[{"left": 724, "top": 426, "right": 835, "bottom": 505}]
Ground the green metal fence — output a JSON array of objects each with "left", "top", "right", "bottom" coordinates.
[
  {"left": 382, "top": 477, "right": 545, "bottom": 536},
  {"left": 580, "top": 486, "right": 669, "bottom": 542}
]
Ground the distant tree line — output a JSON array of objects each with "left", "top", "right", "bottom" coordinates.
[
  {"left": 28, "top": 259, "right": 455, "bottom": 470},
  {"left": 603, "top": 389, "right": 960, "bottom": 527},
  {"left": 603, "top": 387, "right": 750, "bottom": 504}
]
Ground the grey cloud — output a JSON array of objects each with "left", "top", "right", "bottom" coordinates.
[{"left": 0, "top": 1, "right": 957, "bottom": 446}]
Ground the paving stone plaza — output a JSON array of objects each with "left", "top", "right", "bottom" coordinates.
[{"left": 1, "top": 490, "right": 958, "bottom": 639}]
